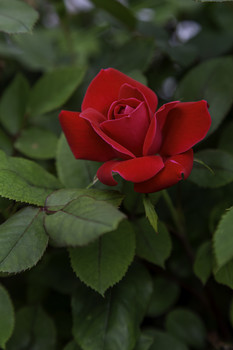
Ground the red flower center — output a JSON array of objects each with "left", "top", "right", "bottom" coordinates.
[{"left": 107, "top": 98, "right": 141, "bottom": 120}]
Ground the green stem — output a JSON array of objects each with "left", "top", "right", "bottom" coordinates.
[
  {"left": 162, "top": 190, "right": 185, "bottom": 235},
  {"left": 162, "top": 189, "right": 194, "bottom": 262},
  {"left": 86, "top": 175, "right": 99, "bottom": 189}
]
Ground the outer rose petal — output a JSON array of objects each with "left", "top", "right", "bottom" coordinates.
[
  {"left": 134, "top": 149, "right": 193, "bottom": 193},
  {"left": 156, "top": 101, "right": 180, "bottom": 130},
  {"left": 59, "top": 110, "right": 116, "bottom": 161},
  {"left": 82, "top": 68, "right": 158, "bottom": 116},
  {"left": 159, "top": 100, "right": 211, "bottom": 156},
  {"left": 100, "top": 102, "right": 150, "bottom": 157},
  {"left": 97, "top": 156, "right": 164, "bottom": 186}
]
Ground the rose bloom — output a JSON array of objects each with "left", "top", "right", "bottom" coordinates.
[{"left": 59, "top": 68, "right": 211, "bottom": 193}]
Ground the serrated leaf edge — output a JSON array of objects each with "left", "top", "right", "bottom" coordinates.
[
  {"left": 213, "top": 206, "right": 233, "bottom": 270},
  {"left": 0, "top": 3, "right": 39, "bottom": 35},
  {"left": 68, "top": 240, "right": 135, "bottom": 297}
]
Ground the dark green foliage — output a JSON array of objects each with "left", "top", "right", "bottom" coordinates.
[
  {"left": 0, "top": 0, "right": 39, "bottom": 34},
  {"left": 0, "top": 285, "right": 14, "bottom": 349},
  {"left": 69, "top": 220, "right": 135, "bottom": 295},
  {"left": 7, "top": 306, "right": 56, "bottom": 350},
  {"left": 72, "top": 263, "right": 153, "bottom": 350},
  {"left": 0, "top": 0, "right": 233, "bottom": 349}
]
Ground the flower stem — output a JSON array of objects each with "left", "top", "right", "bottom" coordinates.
[
  {"left": 162, "top": 189, "right": 194, "bottom": 262},
  {"left": 162, "top": 190, "right": 185, "bottom": 236},
  {"left": 86, "top": 175, "right": 99, "bottom": 189}
]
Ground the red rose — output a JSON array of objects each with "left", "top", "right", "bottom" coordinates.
[{"left": 59, "top": 68, "right": 211, "bottom": 193}]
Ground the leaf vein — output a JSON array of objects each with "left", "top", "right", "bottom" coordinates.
[
  {"left": 60, "top": 210, "right": 113, "bottom": 228},
  {"left": 0, "top": 13, "right": 31, "bottom": 31},
  {"left": 0, "top": 209, "right": 40, "bottom": 266}
]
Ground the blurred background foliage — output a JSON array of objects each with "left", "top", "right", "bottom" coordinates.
[{"left": 1, "top": 0, "right": 233, "bottom": 349}]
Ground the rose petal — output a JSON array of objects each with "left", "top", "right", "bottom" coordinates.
[
  {"left": 59, "top": 110, "right": 115, "bottom": 161},
  {"left": 118, "top": 83, "right": 145, "bottom": 101},
  {"left": 100, "top": 102, "right": 150, "bottom": 156},
  {"left": 134, "top": 149, "right": 193, "bottom": 193},
  {"left": 143, "top": 116, "right": 162, "bottom": 156},
  {"left": 159, "top": 100, "right": 211, "bottom": 156},
  {"left": 82, "top": 68, "right": 158, "bottom": 116},
  {"left": 156, "top": 101, "right": 180, "bottom": 130},
  {"left": 97, "top": 156, "right": 164, "bottom": 186},
  {"left": 107, "top": 98, "right": 141, "bottom": 120},
  {"left": 80, "top": 107, "right": 106, "bottom": 124},
  {"left": 119, "top": 84, "right": 155, "bottom": 119},
  {"left": 142, "top": 102, "right": 180, "bottom": 156},
  {"left": 96, "top": 160, "right": 119, "bottom": 186},
  {"left": 80, "top": 110, "right": 135, "bottom": 159}
]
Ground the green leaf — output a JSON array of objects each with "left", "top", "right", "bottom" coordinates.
[
  {"left": 45, "top": 196, "right": 125, "bottom": 247},
  {"left": 69, "top": 220, "right": 135, "bottom": 295},
  {"left": 45, "top": 188, "right": 124, "bottom": 211},
  {"left": 0, "top": 0, "right": 39, "bottom": 34},
  {"left": 160, "top": 41, "right": 197, "bottom": 68},
  {"left": 135, "top": 218, "right": 172, "bottom": 268},
  {"left": 209, "top": 201, "right": 231, "bottom": 233},
  {"left": 0, "top": 285, "right": 14, "bottom": 349},
  {"left": 6, "top": 306, "right": 56, "bottom": 350},
  {"left": 187, "top": 31, "right": 233, "bottom": 61},
  {"left": 145, "top": 330, "right": 188, "bottom": 350},
  {"left": 0, "top": 150, "right": 61, "bottom": 205},
  {"left": 193, "top": 241, "right": 213, "bottom": 284},
  {"left": 11, "top": 31, "right": 57, "bottom": 71},
  {"left": 143, "top": 195, "right": 158, "bottom": 233},
  {"left": 194, "top": 158, "right": 214, "bottom": 175},
  {"left": 133, "top": 333, "right": 153, "bottom": 350},
  {"left": 0, "top": 128, "right": 13, "bottom": 155},
  {"left": 72, "top": 263, "right": 153, "bottom": 350},
  {"left": 0, "top": 207, "right": 48, "bottom": 273},
  {"left": 56, "top": 134, "right": 101, "bottom": 188},
  {"left": 214, "top": 207, "right": 233, "bottom": 268},
  {"left": 0, "top": 73, "right": 29, "bottom": 135},
  {"left": 214, "top": 258, "right": 233, "bottom": 289},
  {"left": 99, "top": 37, "right": 155, "bottom": 73},
  {"left": 0, "top": 38, "right": 21, "bottom": 58},
  {"left": 15, "top": 127, "right": 58, "bottom": 160},
  {"left": 90, "top": 0, "right": 136, "bottom": 29},
  {"left": 189, "top": 149, "right": 233, "bottom": 188},
  {"left": 147, "top": 277, "right": 180, "bottom": 317},
  {"left": 175, "top": 56, "right": 233, "bottom": 134},
  {"left": 0, "top": 170, "right": 55, "bottom": 206},
  {"left": 218, "top": 121, "right": 233, "bottom": 156},
  {"left": 165, "top": 308, "right": 206, "bottom": 349},
  {"left": 63, "top": 341, "right": 82, "bottom": 350},
  {"left": 27, "top": 66, "right": 86, "bottom": 117}
]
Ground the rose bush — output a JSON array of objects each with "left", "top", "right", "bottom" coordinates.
[{"left": 59, "top": 68, "right": 211, "bottom": 192}]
